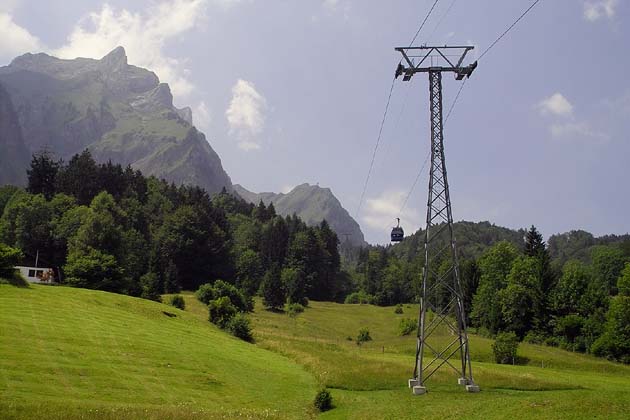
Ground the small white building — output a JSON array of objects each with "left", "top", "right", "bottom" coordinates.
[{"left": 15, "top": 266, "right": 56, "bottom": 284}]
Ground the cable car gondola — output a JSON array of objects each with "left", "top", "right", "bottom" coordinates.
[{"left": 391, "top": 218, "right": 404, "bottom": 242}]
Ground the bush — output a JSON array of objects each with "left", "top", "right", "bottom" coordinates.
[
  {"left": 344, "top": 291, "right": 375, "bottom": 305},
  {"left": 213, "top": 280, "right": 252, "bottom": 312},
  {"left": 314, "top": 388, "right": 333, "bottom": 412},
  {"left": 394, "top": 304, "right": 403, "bottom": 314},
  {"left": 357, "top": 328, "right": 372, "bottom": 345},
  {"left": 287, "top": 303, "right": 305, "bottom": 317},
  {"left": 228, "top": 313, "right": 253, "bottom": 342},
  {"left": 492, "top": 332, "right": 519, "bottom": 364},
  {"left": 196, "top": 283, "right": 215, "bottom": 304},
  {"left": 523, "top": 331, "right": 545, "bottom": 345},
  {"left": 0, "top": 243, "right": 23, "bottom": 279},
  {"left": 169, "top": 294, "right": 185, "bottom": 310},
  {"left": 208, "top": 296, "right": 237, "bottom": 329},
  {"left": 398, "top": 318, "right": 416, "bottom": 336},
  {"left": 196, "top": 280, "right": 252, "bottom": 312}
]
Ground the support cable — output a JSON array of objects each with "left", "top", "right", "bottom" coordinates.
[
  {"left": 478, "top": 0, "right": 544, "bottom": 61},
  {"left": 409, "top": 0, "right": 441, "bottom": 47},
  {"left": 355, "top": 76, "right": 396, "bottom": 219},
  {"left": 427, "top": 0, "right": 458, "bottom": 43}
]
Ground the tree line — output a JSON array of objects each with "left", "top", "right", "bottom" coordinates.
[{"left": 0, "top": 151, "right": 346, "bottom": 306}]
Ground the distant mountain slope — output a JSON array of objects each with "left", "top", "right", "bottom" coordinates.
[
  {"left": 0, "top": 83, "right": 29, "bottom": 186},
  {"left": 234, "top": 183, "right": 366, "bottom": 246},
  {"left": 0, "top": 47, "right": 232, "bottom": 194}
]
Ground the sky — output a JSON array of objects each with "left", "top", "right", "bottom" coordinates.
[{"left": 0, "top": 0, "right": 628, "bottom": 244}]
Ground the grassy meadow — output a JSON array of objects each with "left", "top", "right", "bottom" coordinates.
[{"left": 2, "top": 284, "right": 630, "bottom": 419}]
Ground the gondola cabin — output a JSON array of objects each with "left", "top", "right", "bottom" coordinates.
[{"left": 391, "top": 218, "right": 405, "bottom": 242}]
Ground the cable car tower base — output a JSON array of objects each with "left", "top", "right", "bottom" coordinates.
[{"left": 395, "top": 46, "right": 480, "bottom": 395}]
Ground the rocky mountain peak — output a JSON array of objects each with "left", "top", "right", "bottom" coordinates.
[{"left": 100, "top": 46, "right": 128, "bottom": 69}]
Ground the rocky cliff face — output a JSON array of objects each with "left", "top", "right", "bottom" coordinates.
[
  {"left": 0, "top": 47, "right": 232, "bottom": 193},
  {"left": 234, "top": 183, "right": 366, "bottom": 246},
  {"left": 0, "top": 83, "right": 30, "bottom": 186}
]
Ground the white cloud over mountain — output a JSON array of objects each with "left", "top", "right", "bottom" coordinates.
[
  {"left": 53, "top": 0, "right": 208, "bottom": 99},
  {"left": 226, "top": 79, "right": 267, "bottom": 151},
  {"left": 0, "top": 12, "right": 42, "bottom": 60}
]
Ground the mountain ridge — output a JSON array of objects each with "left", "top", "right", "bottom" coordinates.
[
  {"left": 234, "top": 183, "right": 366, "bottom": 246},
  {"left": 0, "top": 47, "right": 232, "bottom": 194}
]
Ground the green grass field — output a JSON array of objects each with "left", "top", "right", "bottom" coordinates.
[
  {"left": 0, "top": 285, "right": 316, "bottom": 419},
  {"left": 2, "top": 284, "right": 630, "bottom": 419}
]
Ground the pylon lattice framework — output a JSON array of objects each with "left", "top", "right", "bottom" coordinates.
[{"left": 394, "top": 46, "right": 479, "bottom": 395}]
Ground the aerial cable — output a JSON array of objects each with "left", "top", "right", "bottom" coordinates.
[
  {"left": 478, "top": 0, "right": 544, "bottom": 61},
  {"left": 442, "top": 0, "right": 544, "bottom": 126},
  {"left": 355, "top": 75, "right": 397, "bottom": 219},
  {"left": 356, "top": 0, "right": 441, "bottom": 220},
  {"left": 409, "top": 0, "right": 441, "bottom": 47},
  {"left": 427, "top": 0, "right": 458, "bottom": 43}
]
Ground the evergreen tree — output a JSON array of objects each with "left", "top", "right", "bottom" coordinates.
[
  {"left": 27, "top": 151, "right": 61, "bottom": 200},
  {"left": 261, "top": 265, "right": 285, "bottom": 310}
]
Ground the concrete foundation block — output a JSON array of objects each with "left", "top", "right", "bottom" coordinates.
[
  {"left": 408, "top": 379, "right": 420, "bottom": 388},
  {"left": 412, "top": 386, "right": 427, "bottom": 395},
  {"left": 458, "top": 378, "right": 469, "bottom": 386},
  {"left": 466, "top": 384, "right": 480, "bottom": 393}
]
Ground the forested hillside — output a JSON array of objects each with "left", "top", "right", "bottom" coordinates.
[{"left": 0, "top": 151, "right": 347, "bottom": 302}]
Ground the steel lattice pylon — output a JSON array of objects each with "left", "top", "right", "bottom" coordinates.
[{"left": 395, "top": 46, "right": 479, "bottom": 394}]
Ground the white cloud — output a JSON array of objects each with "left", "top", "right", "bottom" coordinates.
[
  {"left": 226, "top": 79, "right": 267, "bottom": 151},
  {"left": 550, "top": 122, "right": 609, "bottom": 142},
  {"left": 323, "top": 0, "right": 341, "bottom": 10},
  {"left": 584, "top": 0, "right": 618, "bottom": 21},
  {"left": 194, "top": 101, "right": 212, "bottom": 132},
  {"left": 538, "top": 93, "right": 574, "bottom": 117},
  {"left": 0, "top": 0, "right": 22, "bottom": 13},
  {"left": 362, "top": 190, "right": 421, "bottom": 236},
  {"left": 0, "top": 12, "right": 42, "bottom": 60},
  {"left": 52, "top": 0, "right": 208, "bottom": 99}
]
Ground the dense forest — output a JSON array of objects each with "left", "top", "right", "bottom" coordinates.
[
  {"left": 0, "top": 151, "right": 348, "bottom": 305},
  {"left": 2, "top": 151, "right": 629, "bottom": 363}
]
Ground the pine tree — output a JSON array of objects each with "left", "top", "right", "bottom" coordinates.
[
  {"left": 261, "top": 265, "right": 285, "bottom": 310},
  {"left": 27, "top": 151, "right": 61, "bottom": 200}
]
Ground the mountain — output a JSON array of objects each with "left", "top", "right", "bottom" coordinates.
[
  {"left": 0, "top": 47, "right": 232, "bottom": 194},
  {"left": 0, "top": 83, "right": 30, "bottom": 186},
  {"left": 234, "top": 183, "right": 366, "bottom": 246}
]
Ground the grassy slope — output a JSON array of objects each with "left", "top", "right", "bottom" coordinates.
[
  {"left": 3, "top": 285, "right": 630, "bottom": 419},
  {"left": 184, "top": 295, "right": 630, "bottom": 420},
  {"left": 0, "top": 285, "right": 316, "bottom": 419}
]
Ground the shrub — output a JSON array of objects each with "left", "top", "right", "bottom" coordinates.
[
  {"left": 394, "top": 304, "right": 403, "bottom": 314},
  {"left": 357, "top": 328, "right": 372, "bottom": 345},
  {"left": 344, "top": 291, "right": 375, "bottom": 305},
  {"left": 523, "top": 331, "right": 545, "bottom": 345},
  {"left": 196, "top": 283, "right": 215, "bottom": 304},
  {"left": 492, "top": 332, "right": 519, "bottom": 364},
  {"left": 196, "top": 281, "right": 251, "bottom": 312},
  {"left": 213, "top": 280, "right": 252, "bottom": 312},
  {"left": 0, "top": 243, "right": 23, "bottom": 279},
  {"left": 287, "top": 303, "right": 305, "bottom": 317},
  {"left": 169, "top": 294, "right": 185, "bottom": 310},
  {"left": 398, "top": 318, "right": 416, "bottom": 336},
  {"left": 313, "top": 389, "right": 333, "bottom": 412},
  {"left": 208, "top": 296, "right": 237, "bottom": 329},
  {"left": 228, "top": 313, "right": 253, "bottom": 342}
]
